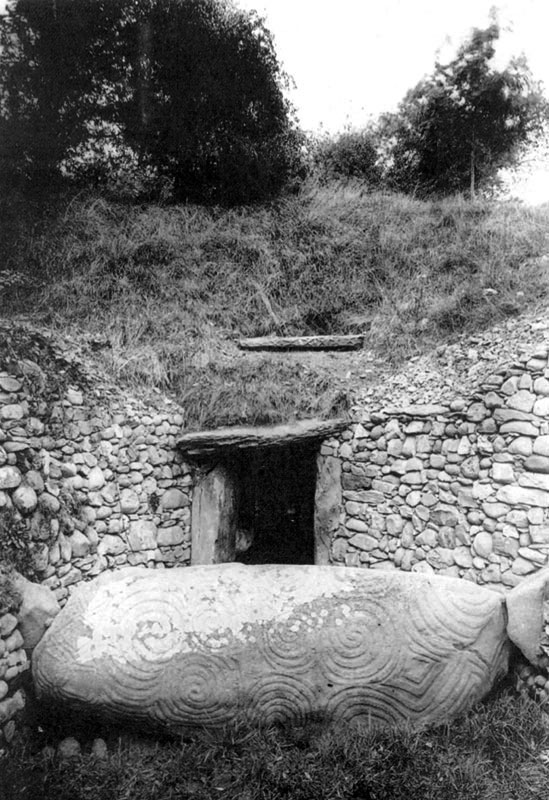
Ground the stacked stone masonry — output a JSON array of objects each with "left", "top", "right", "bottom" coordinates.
[
  {"left": 322, "top": 345, "right": 549, "bottom": 590},
  {"left": 0, "top": 610, "right": 27, "bottom": 747},
  {"left": 0, "top": 359, "right": 193, "bottom": 608}
]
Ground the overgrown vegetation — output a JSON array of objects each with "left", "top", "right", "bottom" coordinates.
[
  {"left": 0, "top": 0, "right": 303, "bottom": 203},
  {"left": 0, "top": 507, "right": 36, "bottom": 581},
  {"left": 0, "top": 563, "right": 22, "bottom": 615},
  {"left": 3, "top": 691, "right": 549, "bottom": 800},
  {"left": 1, "top": 180, "right": 549, "bottom": 427}
]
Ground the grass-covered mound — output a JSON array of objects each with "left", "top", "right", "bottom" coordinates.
[
  {"left": 2, "top": 180, "right": 549, "bottom": 427},
  {"left": 3, "top": 691, "right": 549, "bottom": 800}
]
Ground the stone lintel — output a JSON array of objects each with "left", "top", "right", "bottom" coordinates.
[{"left": 177, "top": 418, "right": 348, "bottom": 457}]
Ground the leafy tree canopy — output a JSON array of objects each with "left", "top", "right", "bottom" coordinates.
[
  {"left": 380, "top": 23, "right": 548, "bottom": 197},
  {"left": 0, "top": 0, "right": 303, "bottom": 203}
]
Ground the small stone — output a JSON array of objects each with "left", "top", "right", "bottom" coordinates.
[
  {"left": 5, "top": 629, "right": 24, "bottom": 651},
  {"left": 346, "top": 518, "right": 369, "bottom": 533},
  {"left": 518, "top": 547, "right": 548, "bottom": 565},
  {"left": 386, "top": 515, "right": 404, "bottom": 535},
  {"left": 160, "top": 488, "right": 190, "bottom": 510},
  {"left": 501, "top": 376, "right": 520, "bottom": 395},
  {"left": 519, "top": 472, "right": 549, "bottom": 491},
  {"left": 0, "top": 404, "right": 25, "bottom": 421},
  {"left": 524, "top": 455, "right": 549, "bottom": 474},
  {"left": 509, "top": 437, "right": 533, "bottom": 457},
  {"left": 500, "top": 421, "right": 539, "bottom": 437},
  {"left": 527, "top": 507, "right": 544, "bottom": 525},
  {"left": 507, "top": 390, "right": 536, "bottom": 413},
  {"left": 57, "top": 737, "right": 81, "bottom": 761},
  {"left": 349, "top": 533, "right": 378, "bottom": 551},
  {"left": 533, "top": 436, "right": 549, "bottom": 456},
  {"left": 0, "top": 614, "right": 18, "bottom": 637},
  {"left": 483, "top": 392, "right": 502, "bottom": 409},
  {"left": 66, "top": 388, "right": 84, "bottom": 405},
  {"left": 497, "top": 485, "right": 549, "bottom": 507},
  {"left": 415, "top": 529, "right": 438, "bottom": 547},
  {"left": 527, "top": 357, "right": 547, "bottom": 371},
  {"left": 91, "top": 738, "right": 108, "bottom": 760},
  {"left": 534, "top": 377, "right": 549, "bottom": 395},
  {"left": 97, "top": 534, "right": 126, "bottom": 556},
  {"left": 534, "top": 397, "right": 549, "bottom": 416},
  {"left": 491, "top": 463, "right": 515, "bottom": 484},
  {"left": 87, "top": 467, "right": 105, "bottom": 490},
  {"left": 466, "top": 403, "right": 488, "bottom": 422},
  {"left": 12, "top": 485, "right": 38, "bottom": 515},
  {"left": 473, "top": 531, "right": 493, "bottom": 559},
  {"left": 529, "top": 526, "right": 549, "bottom": 544},
  {"left": 0, "top": 376, "right": 21, "bottom": 392},
  {"left": 157, "top": 525, "right": 185, "bottom": 546},
  {"left": 69, "top": 531, "right": 91, "bottom": 558},
  {"left": 128, "top": 520, "right": 157, "bottom": 551},
  {"left": 453, "top": 547, "right": 473, "bottom": 568},
  {"left": 0, "top": 689, "right": 24, "bottom": 724},
  {"left": 0, "top": 466, "right": 22, "bottom": 489},
  {"left": 3, "top": 719, "right": 16, "bottom": 743},
  {"left": 120, "top": 489, "right": 140, "bottom": 514}
]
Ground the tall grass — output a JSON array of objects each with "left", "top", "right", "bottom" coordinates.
[
  {"left": 3, "top": 692, "right": 549, "bottom": 800},
  {"left": 2, "top": 180, "right": 549, "bottom": 426}
]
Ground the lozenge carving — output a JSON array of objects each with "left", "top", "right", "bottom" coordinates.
[{"left": 32, "top": 564, "right": 547, "bottom": 730}]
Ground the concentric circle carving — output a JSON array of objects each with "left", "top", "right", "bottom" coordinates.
[
  {"left": 319, "top": 601, "right": 403, "bottom": 685},
  {"left": 260, "top": 613, "right": 318, "bottom": 674},
  {"left": 247, "top": 675, "right": 318, "bottom": 725}
]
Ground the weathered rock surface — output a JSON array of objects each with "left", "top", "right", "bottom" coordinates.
[
  {"left": 13, "top": 572, "right": 60, "bottom": 651},
  {"left": 33, "top": 564, "right": 510, "bottom": 731}
]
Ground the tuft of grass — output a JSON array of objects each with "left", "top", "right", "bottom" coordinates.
[
  {"left": 3, "top": 692, "right": 549, "bottom": 800},
  {"left": 2, "top": 181, "right": 549, "bottom": 422},
  {"left": 0, "top": 564, "right": 22, "bottom": 615},
  {"left": 180, "top": 360, "right": 350, "bottom": 431}
]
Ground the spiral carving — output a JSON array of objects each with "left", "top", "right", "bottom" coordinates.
[
  {"left": 32, "top": 564, "right": 510, "bottom": 731},
  {"left": 154, "top": 653, "right": 240, "bottom": 726},
  {"left": 319, "top": 601, "right": 403, "bottom": 685},
  {"left": 247, "top": 675, "right": 318, "bottom": 725},
  {"left": 260, "top": 613, "right": 319, "bottom": 674}
]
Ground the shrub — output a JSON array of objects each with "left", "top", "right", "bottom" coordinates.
[{"left": 312, "top": 128, "right": 382, "bottom": 186}]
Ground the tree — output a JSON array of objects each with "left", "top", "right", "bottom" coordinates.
[
  {"left": 381, "top": 23, "right": 548, "bottom": 197},
  {"left": 119, "top": 0, "right": 303, "bottom": 203},
  {"left": 0, "top": 0, "right": 126, "bottom": 190},
  {"left": 0, "top": 0, "right": 303, "bottom": 203},
  {"left": 311, "top": 127, "right": 382, "bottom": 186}
]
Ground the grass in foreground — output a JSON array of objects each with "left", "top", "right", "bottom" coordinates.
[
  {"left": 3, "top": 692, "right": 549, "bottom": 800},
  {"left": 2, "top": 181, "right": 549, "bottom": 425}
]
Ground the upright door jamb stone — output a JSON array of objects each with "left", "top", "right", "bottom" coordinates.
[
  {"left": 314, "top": 454, "right": 342, "bottom": 565},
  {"left": 190, "top": 463, "right": 237, "bottom": 564}
]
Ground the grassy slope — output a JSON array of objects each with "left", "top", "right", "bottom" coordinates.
[{"left": 2, "top": 179, "right": 549, "bottom": 428}]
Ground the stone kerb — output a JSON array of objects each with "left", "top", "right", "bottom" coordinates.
[
  {"left": 0, "top": 357, "right": 193, "bottom": 606},
  {"left": 327, "top": 345, "right": 549, "bottom": 589}
]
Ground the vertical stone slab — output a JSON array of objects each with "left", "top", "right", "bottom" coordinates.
[
  {"left": 191, "top": 463, "right": 237, "bottom": 564},
  {"left": 314, "top": 455, "right": 342, "bottom": 565}
]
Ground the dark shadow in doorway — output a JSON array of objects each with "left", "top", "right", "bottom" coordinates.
[{"left": 231, "top": 443, "right": 317, "bottom": 565}]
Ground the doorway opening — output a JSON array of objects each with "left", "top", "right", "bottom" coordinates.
[
  {"left": 232, "top": 443, "right": 317, "bottom": 565},
  {"left": 184, "top": 418, "right": 347, "bottom": 567}
]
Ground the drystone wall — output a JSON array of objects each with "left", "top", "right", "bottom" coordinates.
[
  {"left": 324, "top": 344, "right": 549, "bottom": 590},
  {"left": 0, "top": 330, "right": 193, "bottom": 609},
  {"left": 0, "top": 608, "right": 27, "bottom": 748}
]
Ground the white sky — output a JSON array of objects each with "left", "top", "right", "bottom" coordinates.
[{"left": 236, "top": 0, "right": 549, "bottom": 134}]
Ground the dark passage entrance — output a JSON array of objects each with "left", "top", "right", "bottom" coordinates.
[{"left": 231, "top": 443, "right": 317, "bottom": 564}]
